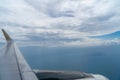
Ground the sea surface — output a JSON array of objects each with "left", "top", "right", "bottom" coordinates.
[{"left": 20, "top": 45, "right": 120, "bottom": 80}]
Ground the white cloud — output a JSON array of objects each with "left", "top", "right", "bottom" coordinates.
[
  {"left": 24, "top": 0, "right": 120, "bottom": 35},
  {"left": 0, "top": 0, "right": 120, "bottom": 47}
]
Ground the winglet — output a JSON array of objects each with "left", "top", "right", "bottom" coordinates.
[{"left": 2, "top": 29, "right": 12, "bottom": 41}]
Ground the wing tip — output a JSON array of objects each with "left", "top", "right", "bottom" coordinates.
[{"left": 2, "top": 29, "right": 12, "bottom": 41}]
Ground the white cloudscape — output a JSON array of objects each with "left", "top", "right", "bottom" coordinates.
[{"left": 0, "top": 0, "right": 120, "bottom": 47}]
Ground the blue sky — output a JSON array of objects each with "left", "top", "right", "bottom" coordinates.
[{"left": 0, "top": 0, "right": 120, "bottom": 47}]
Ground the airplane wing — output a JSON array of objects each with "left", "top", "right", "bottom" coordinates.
[{"left": 0, "top": 29, "right": 38, "bottom": 80}]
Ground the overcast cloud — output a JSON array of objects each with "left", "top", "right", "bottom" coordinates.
[{"left": 0, "top": 0, "right": 120, "bottom": 47}]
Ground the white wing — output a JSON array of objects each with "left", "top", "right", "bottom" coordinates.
[{"left": 0, "top": 29, "right": 38, "bottom": 80}]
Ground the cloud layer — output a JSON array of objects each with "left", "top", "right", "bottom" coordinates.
[{"left": 0, "top": 0, "right": 120, "bottom": 47}]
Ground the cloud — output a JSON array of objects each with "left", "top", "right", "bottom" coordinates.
[
  {"left": 0, "top": 0, "right": 120, "bottom": 47},
  {"left": 24, "top": 0, "right": 120, "bottom": 36}
]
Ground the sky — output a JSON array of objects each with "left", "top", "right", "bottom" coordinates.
[{"left": 0, "top": 0, "right": 120, "bottom": 47}]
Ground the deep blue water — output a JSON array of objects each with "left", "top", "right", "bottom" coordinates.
[{"left": 20, "top": 45, "right": 120, "bottom": 80}]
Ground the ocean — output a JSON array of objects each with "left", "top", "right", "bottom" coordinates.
[{"left": 20, "top": 45, "right": 120, "bottom": 80}]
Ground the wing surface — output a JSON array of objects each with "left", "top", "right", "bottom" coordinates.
[{"left": 0, "top": 29, "right": 38, "bottom": 80}]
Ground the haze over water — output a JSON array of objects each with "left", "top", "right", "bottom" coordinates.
[{"left": 20, "top": 45, "right": 120, "bottom": 80}]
